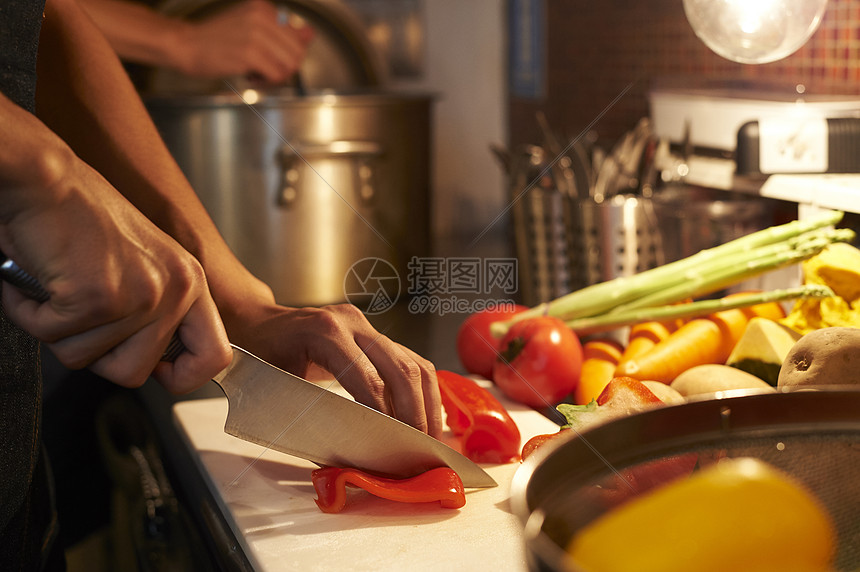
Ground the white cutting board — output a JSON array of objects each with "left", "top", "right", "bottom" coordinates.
[{"left": 172, "top": 379, "right": 559, "bottom": 572}]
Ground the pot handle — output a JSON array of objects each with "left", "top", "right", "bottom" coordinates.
[{"left": 278, "top": 141, "right": 384, "bottom": 207}]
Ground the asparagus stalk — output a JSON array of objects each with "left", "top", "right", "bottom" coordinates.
[
  {"left": 564, "top": 285, "right": 834, "bottom": 334},
  {"left": 608, "top": 228, "right": 854, "bottom": 313},
  {"left": 490, "top": 210, "right": 847, "bottom": 338}
]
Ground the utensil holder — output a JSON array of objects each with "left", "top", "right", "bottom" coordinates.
[{"left": 510, "top": 144, "right": 664, "bottom": 306}]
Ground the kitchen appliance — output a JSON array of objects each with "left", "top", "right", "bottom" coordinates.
[
  {"left": 511, "top": 389, "right": 860, "bottom": 571},
  {"left": 736, "top": 116, "right": 860, "bottom": 175},
  {"left": 649, "top": 81, "right": 860, "bottom": 284},
  {"left": 649, "top": 82, "right": 860, "bottom": 186},
  {"left": 145, "top": 0, "right": 434, "bottom": 307}
]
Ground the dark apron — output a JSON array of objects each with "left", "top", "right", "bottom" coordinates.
[{"left": 0, "top": 1, "right": 63, "bottom": 569}]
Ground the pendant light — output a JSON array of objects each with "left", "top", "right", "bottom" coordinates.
[{"left": 683, "top": 0, "right": 829, "bottom": 64}]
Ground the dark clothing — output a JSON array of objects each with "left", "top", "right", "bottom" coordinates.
[
  {"left": 0, "top": 303, "right": 60, "bottom": 572},
  {"left": 0, "top": 1, "right": 44, "bottom": 113},
  {"left": 0, "top": 1, "right": 63, "bottom": 570}
]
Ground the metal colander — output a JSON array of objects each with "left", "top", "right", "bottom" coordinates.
[{"left": 511, "top": 388, "right": 860, "bottom": 571}]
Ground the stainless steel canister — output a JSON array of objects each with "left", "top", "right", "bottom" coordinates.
[
  {"left": 146, "top": 90, "right": 433, "bottom": 307},
  {"left": 509, "top": 144, "right": 664, "bottom": 307}
]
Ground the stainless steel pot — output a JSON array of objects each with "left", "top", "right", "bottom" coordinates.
[{"left": 147, "top": 90, "right": 433, "bottom": 306}]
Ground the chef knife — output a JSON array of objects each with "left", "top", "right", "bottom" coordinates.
[
  {"left": 0, "top": 251, "right": 497, "bottom": 488},
  {"left": 214, "top": 344, "right": 496, "bottom": 487}
]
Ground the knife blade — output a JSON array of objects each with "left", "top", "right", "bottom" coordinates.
[
  {"left": 0, "top": 251, "right": 497, "bottom": 488},
  {"left": 214, "top": 345, "right": 497, "bottom": 488}
]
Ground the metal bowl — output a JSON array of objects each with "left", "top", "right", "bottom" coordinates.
[{"left": 510, "top": 388, "right": 860, "bottom": 571}]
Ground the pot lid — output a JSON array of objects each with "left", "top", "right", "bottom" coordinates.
[{"left": 147, "top": 0, "right": 386, "bottom": 95}]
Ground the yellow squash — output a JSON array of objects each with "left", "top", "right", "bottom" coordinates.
[{"left": 782, "top": 242, "right": 860, "bottom": 334}]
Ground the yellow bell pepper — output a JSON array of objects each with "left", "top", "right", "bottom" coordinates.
[{"left": 567, "top": 457, "right": 835, "bottom": 572}]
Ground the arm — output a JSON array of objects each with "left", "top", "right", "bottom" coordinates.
[
  {"left": 0, "top": 90, "right": 230, "bottom": 393},
  {"left": 36, "top": 0, "right": 441, "bottom": 436},
  {"left": 79, "top": 0, "right": 313, "bottom": 83}
]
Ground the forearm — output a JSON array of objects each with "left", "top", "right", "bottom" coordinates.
[
  {"left": 0, "top": 92, "right": 75, "bottom": 226},
  {"left": 36, "top": 0, "right": 275, "bottom": 328},
  {"left": 78, "top": 0, "right": 190, "bottom": 71}
]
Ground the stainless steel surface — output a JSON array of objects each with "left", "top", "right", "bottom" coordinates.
[
  {"left": 213, "top": 344, "right": 496, "bottom": 488},
  {"left": 511, "top": 389, "right": 860, "bottom": 571},
  {"left": 592, "top": 117, "right": 656, "bottom": 202},
  {"left": 652, "top": 184, "right": 777, "bottom": 266},
  {"left": 508, "top": 143, "right": 664, "bottom": 306},
  {"left": 569, "top": 194, "right": 665, "bottom": 291},
  {"left": 147, "top": 91, "right": 433, "bottom": 307},
  {"left": 509, "top": 145, "right": 574, "bottom": 306}
]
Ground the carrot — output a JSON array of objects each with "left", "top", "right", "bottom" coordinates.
[
  {"left": 725, "top": 291, "right": 786, "bottom": 321},
  {"left": 615, "top": 320, "right": 680, "bottom": 376},
  {"left": 614, "top": 308, "right": 750, "bottom": 384},
  {"left": 574, "top": 338, "right": 625, "bottom": 405}
]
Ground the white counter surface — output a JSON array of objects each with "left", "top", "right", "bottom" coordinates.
[{"left": 172, "top": 381, "right": 559, "bottom": 571}]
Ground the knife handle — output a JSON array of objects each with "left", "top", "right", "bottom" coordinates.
[
  {"left": 0, "top": 250, "right": 186, "bottom": 362},
  {"left": 0, "top": 253, "right": 50, "bottom": 303}
]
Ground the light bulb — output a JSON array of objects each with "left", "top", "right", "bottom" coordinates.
[{"left": 683, "top": 0, "right": 829, "bottom": 64}]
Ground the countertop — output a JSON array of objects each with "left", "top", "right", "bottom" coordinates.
[
  {"left": 170, "top": 385, "right": 557, "bottom": 571},
  {"left": 135, "top": 230, "right": 538, "bottom": 569}
]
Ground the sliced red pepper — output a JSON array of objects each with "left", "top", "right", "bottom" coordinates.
[
  {"left": 437, "top": 370, "right": 521, "bottom": 464},
  {"left": 311, "top": 466, "right": 466, "bottom": 514}
]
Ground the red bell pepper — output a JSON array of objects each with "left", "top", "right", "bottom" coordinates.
[
  {"left": 311, "top": 466, "right": 466, "bottom": 514},
  {"left": 521, "top": 428, "right": 570, "bottom": 461},
  {"left": 524, "top": 377, "right": 666, "bottom": 460},
  {"left": 437, "top": 370, "right": 521, "bottom": 464}
]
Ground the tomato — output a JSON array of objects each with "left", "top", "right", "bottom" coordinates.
[
  {"left": 492, "top": 316, "right": 583, "bottom": 408},
  {"left": 455, "top": 304, "right": 528, "bottom": 379}
]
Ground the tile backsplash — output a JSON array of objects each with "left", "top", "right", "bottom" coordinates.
[{"left": 509, "top": 0, "right": 860, "bottom": 149}]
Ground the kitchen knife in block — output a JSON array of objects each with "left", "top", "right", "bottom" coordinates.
[{"left": 213, "top": 345, "right": 497, "bottom": 488}]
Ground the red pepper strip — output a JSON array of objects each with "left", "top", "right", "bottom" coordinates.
[
  {"left": 437, "top": 370, "right": 521, "bottom": 464},
  {"left": 311, "top": 466, "right": 466, "bottom": 514}
]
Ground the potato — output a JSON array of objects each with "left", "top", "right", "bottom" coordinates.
[
  {"left": 641, "top": 381, "right": 686, "bottom": 405},
  {"left": 670, "top": 364, "right": 776, "bottom": 397},
  {"left": 778, "top": 326, "right": 860, "bottom": 388}
]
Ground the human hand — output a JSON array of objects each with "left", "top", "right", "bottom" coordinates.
[
  {"left": 176, "top": 0, "right": 314, "bottom": 83},
  {"left": 224, "top": 303, "right": 443, "bottom": 438},
  {"left": 0, "top": 151, "right": 231, "bottom": 394}
]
